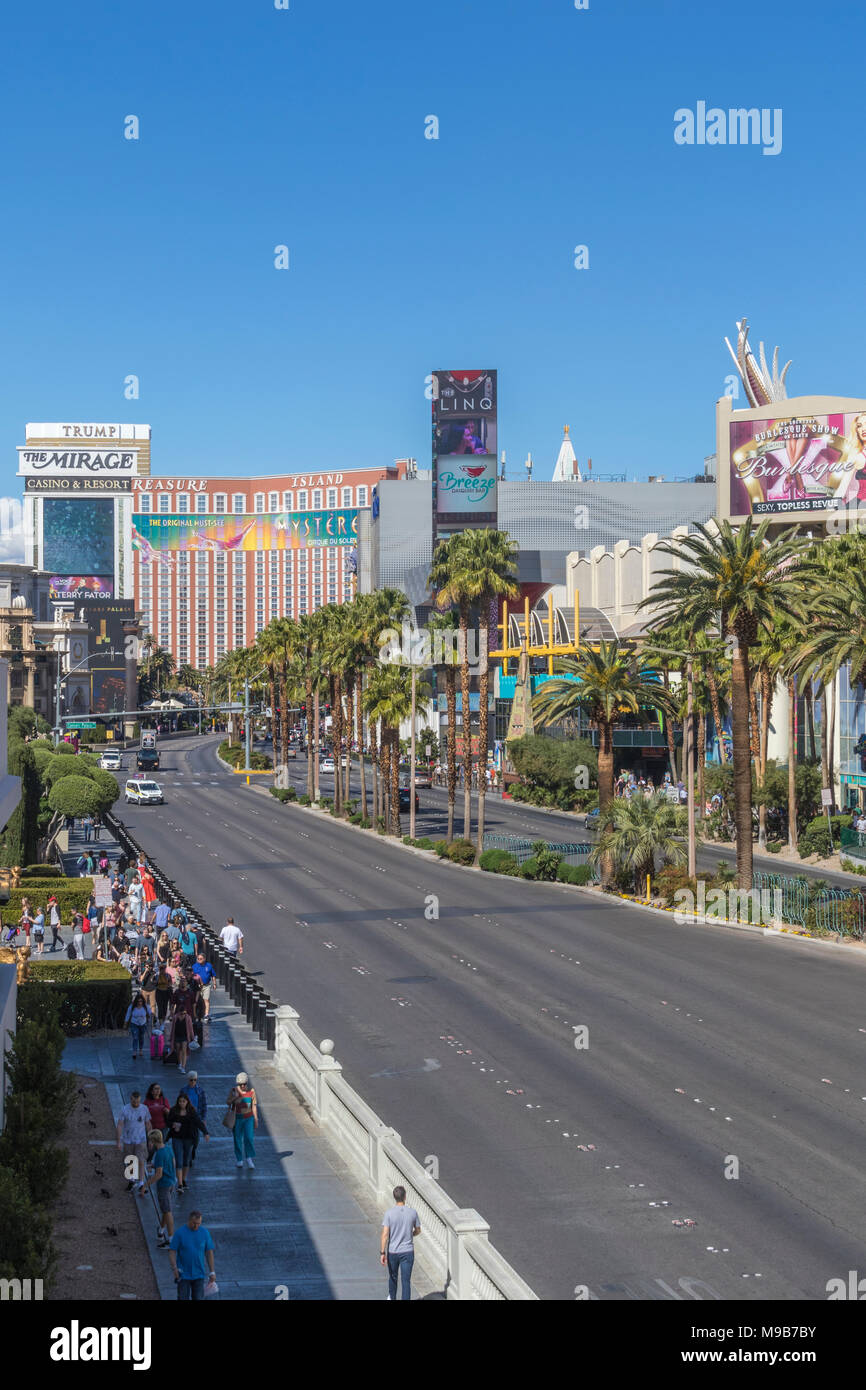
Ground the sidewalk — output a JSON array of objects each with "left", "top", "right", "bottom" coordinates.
[{"left": 59, "top": 832, "right": 438, "bottom": 1300}]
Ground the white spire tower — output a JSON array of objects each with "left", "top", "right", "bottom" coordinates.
[{"left": 552, "top": 424, "right": 581, "bottom": 481}]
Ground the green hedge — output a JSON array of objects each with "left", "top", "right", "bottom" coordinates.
[
  {"left": 20, "top": 864, "right": 62, "bottom": 878},
  {"left": 479, "top": 848, "right": 520, "bottom": 875},
  {"left": 4, "top": 880, "right": 94, "bottom": 919},
  {"left": 557, "top": 862, "right": 593, "bottom": 886},
  {"left": 23, "top": 961, "right": 132, "bottom": 1034}
]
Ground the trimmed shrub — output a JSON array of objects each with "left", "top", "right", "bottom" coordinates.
[
  {"left": 0, "top": 1166, "right": 57, "bottom": 1285},
  {"left": 20, "top": 864, "right": 62, "bottom": 878},
  {"left": 47, "top": 776, "right": 103, "bottom": 820},
  {"left": 445, "top": 840, "right": 476, "bottom": 866},
  {"left": 765, "top": 840, "right": 783, "bottom": 854},
  {"left": 299, "top": 794, "right": 311, "bottom": 806},
  {"left": 557, "top": 862, "right": 593, "bottom": 886},
  {"left": 4, "top": 881, "right": 93, "bottom": 920},
  {"left": 433, "top": 840, "right": 449, "bottom": 858},
  {"left": 414, "top": 836, "right": 434, "bottom": 851},
  {"left": 23, "top": 961, "right": 132, "bottom": 1034},
  {"left": 479, "top": 848, "right": 520, "bottom": 875},
  {"left": 284, "top": 786, "right": 297, "bottom": 801},
  {"left": 519, "top": 857, "right": 539, "bottom": 879},
  {"left": 531, "top": 840, "right": 562, "bottom": 881}
]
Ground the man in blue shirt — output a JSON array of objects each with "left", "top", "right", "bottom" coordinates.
[
  {"left": 153, "top": 901, "right": 172, "bottom": 933},
  {"left": 144, "top": 1132, "right": 177, "bottom": 1249},
  {"left": 169, "top": 1211, "right": 216, "bottom": 1300},
  {"left": 192, "top": 953, "right": 215, "bottom": 1021}
]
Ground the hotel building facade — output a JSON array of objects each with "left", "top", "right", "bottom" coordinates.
[{"left": 131, "top": 462, "right": 408, "bottom": 668}]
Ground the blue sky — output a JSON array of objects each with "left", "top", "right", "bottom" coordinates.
[{"left": 1, "top": 0, "right": 863, "bottom": 499}]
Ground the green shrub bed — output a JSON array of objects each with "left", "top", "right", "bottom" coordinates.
[{"left": 24, "top": 961, "right": 132, "bottom": 1034}]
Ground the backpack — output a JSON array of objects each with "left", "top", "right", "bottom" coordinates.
[
  {"left": 180, "top": 929, "right": 191, "bottom": 948},
  {"left": 66, "top": 943, "right": 77, "bottom": 960}
]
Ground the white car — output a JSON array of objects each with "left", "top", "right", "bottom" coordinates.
[
  {"left": 124, "top": 779, "right": 164, "bottom": 805},
  {"left": 99, "top": 751, "right": 122, "bottom": 770},
  {"left": 319, "top": 757, "right": 336, "bottom": 774}
]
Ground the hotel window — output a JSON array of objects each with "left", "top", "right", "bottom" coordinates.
[
  {"left": 233, "top": 494, "right": 245, "bottom": 514},
  {"left": 313, "top": 489, "right": 322, "bottom": 509},
  {"left": 138, "top": 496, "right": 151, "bottom": 513},
  {"left": 269, "top": 492, "right": 278, "bottom": 512},
  {"left": 298, "top": 491, "right": 307, "bottom": 510},
  {"left": 158, "top": 493, "right": 170, "bottom": 513},
  {"left": 215, "top": 494, "right": 227, "bottom": 514},
  {"left": 283, "top": 491, "right": 293, "bottom": 510},
  {"left": 254, "top": 493, "right": 265, "bottom": 513},
  {"left": 327, "top": 488, "right": 337, "bottom": 508},
  {"left": 342, "top": 487, "right": 352, "bottom": 507},
  {"left": 177, "top": 494, "right": 189, "bottom": 513},
  {"left": 196, "top": 494, "right": 208, "bottom": 513},
  {"left": 357, "top": 486, "right": 367, "bottom": 506}
]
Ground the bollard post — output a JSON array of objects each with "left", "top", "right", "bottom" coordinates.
[{"left": 265, "top": 1007, "right": 276, "bottom": 1051}]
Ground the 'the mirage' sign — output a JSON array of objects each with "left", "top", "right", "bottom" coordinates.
[{"left": 18, "top": 449, "right": 139, "bottom": 475}]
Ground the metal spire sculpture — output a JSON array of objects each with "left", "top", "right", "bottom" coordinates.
[{"left": 724, "top": 318, "right": 791, "bottom": 407}]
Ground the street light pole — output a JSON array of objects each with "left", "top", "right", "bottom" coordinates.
[
  {"left": 686, "top": 654, "right": 696, "bottom": 879},
  {"left": 409, "top": 666, "right": 417, "bottom": 840}
]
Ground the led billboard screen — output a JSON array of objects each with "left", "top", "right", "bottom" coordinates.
[
  {"left": 43, "top": 497, "right": 115, "bottom": 573},
  {"left": 133, "top": 510, "right": 358, "bottom": 556}
]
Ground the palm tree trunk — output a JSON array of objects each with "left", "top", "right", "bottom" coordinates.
[
  {"left": 279, "top": 669, "right": 290, "bottom": 779},
  {"left": 476, "top": 606, "right": 492, "bottom": 855},
  {"left": 370, "top": 718, "right": 379, "bottom": 824},
  {"left": 732, "top": 642, "right": 753, "bottom": 891},
  {"left": 344, "top": 680, "right": 354, "bottom": 807},
  {"left": 697, "top": 711, "right": 706, "bottom": 821},
  {"left": 662, "top": 669, "right": 678, "bottom": 781},
  {"left": 819, "top": 685, "right": 829, "bottom": 798},
  {"left": 313, "top": 690, "right": 321, "bottom": 801},
  {"left": 390, "top": 727, "right": 401, "bottom": 836},
  {"left": 380, "top": 725, "right": 390, "bottom": 829},
  {"left": 305, "top": 679, "right": 314, "bottom": 800},
  {"left": 598, "top": 719, "right": 614, "bottom": 887},
  {"left": 805, "top": 681, "right": 816, "bottom": 761},
  {"left": 787, "top": 676, "right": 798, "bottom": 850},
  {"left": 445, "top": 665, "right": 457, "bottom": 842},
  {"left": 828, "top": 677, "right": 837, "bottom": 811},
  {"left": 269, "top": 673, "right": 278, "bottom": 771},
  {"left": 459, "top": 603, "right": 472, "bottom": 841},
  {"left": 706, "top": 667, "right": 727, "bottom": 764},
  {"left": 758, "top": 666, "right": 773, "bottom": 848},
  {"left": 357, "top": 678, "right": 368, "bottom": 820},
  {"left": 749, "top": 682, "right": 761, "bottom": 764},
  {"left": 332, "top": 677, "right": 342, "bottom": 815}
]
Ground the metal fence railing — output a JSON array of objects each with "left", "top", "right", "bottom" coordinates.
[
  {"left": 752, "top": 869, "right": 866, "bottom": 939},
  {"left": 482, "top": 834, "right": 596, "bottom": 874}
]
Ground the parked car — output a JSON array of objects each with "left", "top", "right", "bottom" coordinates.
[{"left": 584, "top": 807, "right": 600, "bottom": 831}]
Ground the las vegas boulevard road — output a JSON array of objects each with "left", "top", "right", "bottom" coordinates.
[{"left": 120, "top": 735, "right": 866, "bottom": 1301}]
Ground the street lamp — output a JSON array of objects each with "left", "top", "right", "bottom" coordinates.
[
  {"left": 53, "top": 648, "right": 122, "bottom": 745},
  {"left": 641, "top": 644, "right": 697, "bottom": 879}
]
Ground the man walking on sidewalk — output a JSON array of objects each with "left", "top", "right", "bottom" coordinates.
[
  {"left": 116, "top": 1089, "right": 152, "bottom": 1196},
  {"left": 169, "top": 1210, "right": 216, "bottom": 1301},
  {"left": 380, "top": 1186, "right": 421, "bottom": 1301},
  {"left": 219, "top": 917, "right": 243, "bottom": 957},
  {"left": 145, "top": 1132, "right": 177, "bottom": 1248}
]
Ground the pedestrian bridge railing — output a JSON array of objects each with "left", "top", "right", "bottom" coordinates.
[{"left": 274, "top": 1006, "right": 537, "bottom": 1301}]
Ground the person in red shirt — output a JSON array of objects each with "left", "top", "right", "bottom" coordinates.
[{"left": 144, "top": 1081, "right": 171, "bottom": 1144}]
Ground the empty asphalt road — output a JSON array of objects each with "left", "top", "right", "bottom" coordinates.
[{"left": 117, "top": 735, "right": 866, "bottom": 1301}]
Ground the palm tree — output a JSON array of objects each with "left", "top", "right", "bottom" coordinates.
[
  {"left": 533, "top": 640, "right": 675, "bottom": 885},
  {"left": 428, "top": 609, "right": 460, "bottom": 840},
  {"left": 594, "top": 792, "right": 689, "bottom": 892},
  {"left": 429, "top": 529, "right": 519, "bottom": 846},
  {"left": 176, "top": 663, "right": 198, "bottom": 692},
  {"left": 356, "top": 589, "right": 411, "bottom": 824},
  {"left": 149, "top": 645, "right": 175, "bottom": 696},
  {"left": 643, "top": 519, "right": 815, "bottom": 889},
  {"left": 364, "top": 664, "right": 427, "bottom": 836},
  {"left": 257, "top": 621, "right": 288, "bottom": 771}
]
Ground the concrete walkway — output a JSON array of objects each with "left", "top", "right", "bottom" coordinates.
[{"left": 58, "top": 826, "right": 437, "bottom": 1300}]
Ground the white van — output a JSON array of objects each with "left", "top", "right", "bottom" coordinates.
[{"left": 125, "top": 779, "right": 164, "bottom": 806}]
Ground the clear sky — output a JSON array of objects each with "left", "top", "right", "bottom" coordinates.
[{"left": 1, "top": 0, "right": 863, "bottom": 514}]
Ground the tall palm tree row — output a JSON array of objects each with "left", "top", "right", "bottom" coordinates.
[{"left": 642, "top": 519, "right": 816, "bottom": 890}]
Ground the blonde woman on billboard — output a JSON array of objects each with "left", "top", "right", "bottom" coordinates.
[{"left": 842, "top": 413, "right": 866, "bottom": 502}]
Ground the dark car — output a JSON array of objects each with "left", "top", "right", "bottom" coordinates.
[
  {"left": 398, "top": 784, "right": 419, "bottom": 813},
  {"left": 137, "top": 747, "right": 160, "bottom": 772}
]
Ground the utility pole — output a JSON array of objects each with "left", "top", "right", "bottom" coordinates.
[
  {"left": 244, "top": 675, "right": 252, "bottom": 772},
  {"left": 687, "top": 653, "right": 696, "bottom": 879},
  {"left": 409, "top": 666, "right": 417, "bottom": 840}
]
